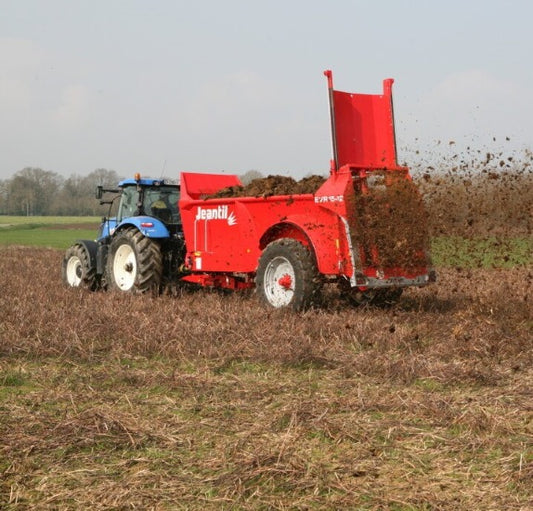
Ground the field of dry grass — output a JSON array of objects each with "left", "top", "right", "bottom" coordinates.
[{"left": 1, "top": 243, "right": 531, "bottom": 509}]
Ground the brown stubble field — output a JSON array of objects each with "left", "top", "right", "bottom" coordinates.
[{"left": 1, "top": 244, "right": 531, "bottom": 509}]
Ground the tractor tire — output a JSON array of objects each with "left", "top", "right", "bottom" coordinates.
[
  {"left": 256, "top": 238, "right": 321, "bottom": 310},
  {"left": 62, "top": 243, "right": 98, "bottom": 290},
  {"left": 106, "top": 227, "right": 163, "bottom": 294}
]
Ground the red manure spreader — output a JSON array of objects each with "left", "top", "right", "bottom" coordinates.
[{"left": 63, "top": 70, "right": 435, "bottom": 309}]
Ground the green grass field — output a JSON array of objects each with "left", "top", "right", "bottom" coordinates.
[
  {"left": 0, "top": 216, "right": 100, "bottom": 249},
  {"left": 431, "top": 236, "right": 532, "bottom": 268},
  {"left": 0, "top": 215, "right": 101, "bottom": 226},
  {"left": 0, "top": 216, "right": 530, "bottom": 267}
]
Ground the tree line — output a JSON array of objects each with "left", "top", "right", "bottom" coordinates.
[
  {"left": 0, "top": 168, "right": 122, "bottom": 216},
  {"left": 0, "top": 168, "right": 265, "bottom": 217},
  {"left": 1, "top": 165, "right": 530, "bottom": 237}
]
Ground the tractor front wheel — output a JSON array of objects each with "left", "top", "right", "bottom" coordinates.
[
  {"left": 106, "top": 228, "right": 163, "bottom": 294},
  {"left": 62, "top": 243, "right": 97, "bottom": 290},
  {"left": 256, "top": 238, "right": 321, "bottom": 310}
]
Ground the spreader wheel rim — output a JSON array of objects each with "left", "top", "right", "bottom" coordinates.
[
  {"left": 256, "top": 238, "right": 322, "bottom": 310},
  {"left": 263, "top": 255, "right": 296, "bottom": 307}
]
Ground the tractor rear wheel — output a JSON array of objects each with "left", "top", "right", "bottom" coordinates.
[
  {"left": 62, "top": 243, "right": 97, "bottom": 290},
  {"left": 256, "top": 238, "right": 321, "bottom": 310},
  {"left": 106, "top": 228, "right": 163, "bottom": 294}
]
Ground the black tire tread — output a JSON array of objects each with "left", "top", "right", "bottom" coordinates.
[
  {"left": 62, "top": 243, "right": 97, "bottom": 291},
  {"left": 107, "top": 228, "right": 163, "bottom": 294},
  {"left": 256, "top": 238, "right": 321, "bottom": 310}
]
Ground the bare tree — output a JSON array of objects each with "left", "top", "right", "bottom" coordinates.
[
  {"left": 51, "top": 169, "right": 122, "bottom": 215},
  {"left": 6, "top": 168, "right": 63, "bottom": 215}
]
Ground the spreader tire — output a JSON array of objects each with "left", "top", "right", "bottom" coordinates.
[
  {"left": 62, "top": 243, "right": 97, "bottom": 290},
  {"left": 106, "top": 227, "right": 163, "bottom": 294},
  {"left": 256, "top": 238, "right": 321, "bottom": 310}
]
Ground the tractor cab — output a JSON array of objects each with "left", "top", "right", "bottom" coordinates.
[
  {"left": 116, "top": 177, "right": 181, "bottom": 225},
  {"left": 95, "top": 174, "right": 181, "bottom": 242}
]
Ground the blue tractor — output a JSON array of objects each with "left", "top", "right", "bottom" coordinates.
[{"left": 62, "top": 174, "right": 185, "bottom": 293}]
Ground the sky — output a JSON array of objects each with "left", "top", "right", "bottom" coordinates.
[{"left": 1, "top": 0, "right": 532, "bottom": 180}]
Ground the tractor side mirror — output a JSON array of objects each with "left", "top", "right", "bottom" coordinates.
[{"left": 95, "top": 185, "right": 103, "bottom": 199}]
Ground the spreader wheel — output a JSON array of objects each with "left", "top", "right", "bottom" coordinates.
[
  {"left": 106, "top": 227, "right": 163, "bottom": 294},
  {"left": 62, "top": 243, "right": 97, "bottom": 290},
  {"left": 256, "top": 238, "right": 321, "bottom": 310}
]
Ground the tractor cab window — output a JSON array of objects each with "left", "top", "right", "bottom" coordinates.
[
  {"left": 117, "top": 186, "right": 137, "bottom": 221},
  {"left": 143, "top": 186, "right": 181, "bottom": 225}
]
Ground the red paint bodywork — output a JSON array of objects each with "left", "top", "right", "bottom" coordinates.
[{"left": 178, "top": 71, "right": 433, "bottom": 291}]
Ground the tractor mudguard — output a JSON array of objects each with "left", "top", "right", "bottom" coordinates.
[
  {"left": 75, "top": 239, "right": 98, "bottom": 270},
  {"left": 96, "top": 241, "right": 108, "bottom": 275},
  {"left": 115, "top": 216, "right": 170, "bottom": 239}
]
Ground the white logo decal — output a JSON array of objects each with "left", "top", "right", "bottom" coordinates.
[
  {"left": 227, "top": 211, "right": 237, "bottom": 226},
  {"left": 195, "top": 205, "right": 237, "bottom": 226}
]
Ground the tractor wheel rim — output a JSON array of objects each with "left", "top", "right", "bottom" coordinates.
[
  {"left": 66, "top": 256, "right": 82, "bottom": 286},
  {"left": 113, "top": 244, "right": 137, "bottom": 291},
  {"left": 264, "top": 256, "right": 295, "bottom": 307}
]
